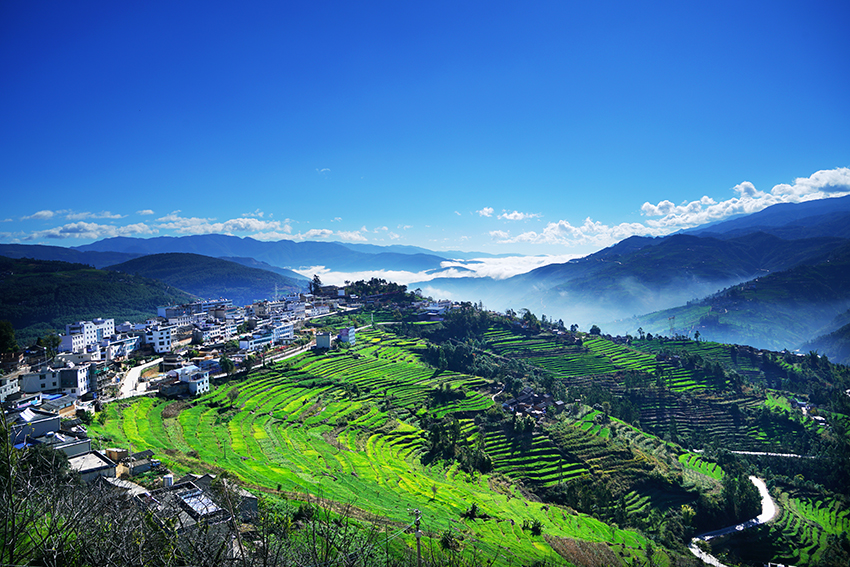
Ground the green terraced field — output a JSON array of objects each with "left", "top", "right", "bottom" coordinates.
[
  {"left": 87, "top": 320, "right": 850, "bottom": 566},
  {"left": 90, "top": 328, "right": 660, "bottom": 566}
]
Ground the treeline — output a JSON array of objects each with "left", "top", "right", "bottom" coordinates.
[{"left": 346, "top": 277, "right": 409, "bottom": 298}]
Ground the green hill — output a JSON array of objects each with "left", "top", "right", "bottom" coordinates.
[
  {"left": 0, "top": 256, "right": 195, "bottom": 346},
  {"left": 608, "top": 242, "right": 850, "bottom": 351},
  {"left": 106, "top": 252, "right": 307, "bottom": 306},
  {"left": 801, "top": 317, "right": 850, "bottom": 364}
]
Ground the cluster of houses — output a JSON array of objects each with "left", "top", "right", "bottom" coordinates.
[{"left": 501, "top": 386, "right": 566, "bottom": 419}]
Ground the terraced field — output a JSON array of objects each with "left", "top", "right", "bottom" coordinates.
[
  {"left": 630, "top": 338, "right": 763, "bottom": 375},
  {"left": 92, "top": 328, "right": 660, "bottom": 566},
  {"left": 484, "top": 327, "right": 727, "bottom": 393},
  {"left": 89, "top": 319, "right": 850, "bottom": 566}
]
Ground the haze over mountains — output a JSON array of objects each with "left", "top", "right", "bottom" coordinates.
[{"left": 3, "top": 195, "right": 850, "bottom": 360}]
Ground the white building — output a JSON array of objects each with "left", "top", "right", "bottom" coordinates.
[
  {"left": 20, "top": 364, "right": 90, "bottom": 397},
  {"left": 145, "top": 324, "right": 174, "bottom": 354},
  {"left": 271, "top": 321, "right": 294, "bottom": 344},
  {"left": 167, "top": 365, "right": 210, "bottom": 396},
  {"left": 60, "top": 318, "right": 115, "bottom": 353},
  {"left": 315, "top": 332, "right": 332, "bottom": 349},
  {"left": 0, "top": 375, "right": 20, "bottom": 403},
  {"left": 339, "top": 326, "right": 356, "bottom": 345}
]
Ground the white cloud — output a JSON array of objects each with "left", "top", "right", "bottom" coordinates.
[
  {"left": 24, "top": 221, "right": 156, "bottom": 241},
  {"left": 64, "top": 211, "right": 124, "bottom": 221},
  {"left": 316, "top": 168, "right": 330, "bottom": 174},
  {"left": 477, "top": 207, "right": 494, "bottom": 217},
  {"left": 136, "top": 209, "right": 155, "bottom": 216},
  {"left": 155, "top": 213, "right": 285, "bottom": 235},
  {"left": 388, "top": 232, "right": 400, "bottom": 240},
  {"left": 640, "top": 167, "right": 850, "bottom": 230},
  {"left": 337, "top": 230, "right": 368, "bottom": 242},
  {"left": 495, "top": 168, "right": 850, "bottom": 249},
  {"left": 241, "top": 209, "right": 265, "bottom": 218},
  {"left": 22, "top": 210, "right": 56, "bottom": 220},
  {"left": 455, "top": 211, "right": 461, "bottom": 216},
  {"left": 331, "top": 217, "right": 342, "bottom": 222},
  {"left": 293, "top": 254, "right": 582, "bottom": 287},
  {"left": 300, "top": 229, "right": 334, "bottom": 239},
  {"left": 498, "top": 210, "right": 540, "bottom": 221},
  {"left": 252, "top": 231, "right": 294, "bottom": 241},
  {"left": 494, "top": 217, "right": 662, "bottom": 248}
]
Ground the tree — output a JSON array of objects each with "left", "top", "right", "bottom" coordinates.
[
  {"left": 227, "top": 387, "right": 240, "bottom": 408},
  {"left": 36, "top": 332, "right": 61, "bottom": 360},
  {"left": 0, "top": 320, "right": 18, "bottom": 353},
  {"left": 589, "top": 324, "right": 601, "bottom": 336},
  {"left": 244, "top": 354, "right": 257, "bottom": 373},
  {"left": 309, "top": 274, "right": 323, "bottom": 295},
  {"left": 219, "top": 355, "right": 235, "bottom": 376}
]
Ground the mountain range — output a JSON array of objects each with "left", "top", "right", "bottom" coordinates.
[
  {"left": 3, "top": 195, "right": 850, "bottom": 358},
  {"left": 73, "top": 234, "right": 453, "bottom": 273}
]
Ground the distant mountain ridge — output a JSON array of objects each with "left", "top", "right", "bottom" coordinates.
[
  {"left": 684, "top": 194, "right": 850, "bottom": 240},
  {"left": 0, "top": 243, "right": 142, "bottom": 268},
  {"left": 74, "top": 234, "right": 451, "bottom": 272},
  {"left": 420, "top": 231, "right": 850, "bottom": 327},
  {"left": 105, "top": 253, "right": 307, "bottom": 306}
]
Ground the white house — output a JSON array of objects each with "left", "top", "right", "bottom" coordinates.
[
  {"left": 315, "top": 332, "right": 332, "bottom": 349},
  {"left": 60, "top": 318, "right": 115, "bottom": 353},
  {"left": 339, "top": 326, "right": 356, "bottom": 345},
  {"left": 0, "top": 374, "right": 20, "bottom": 403},
  {"left": 20, "top": 364, "right": 90, "bottom": 397},
  {"left": 145, "top": 324, "right": 174, "bottom": 354},
  {"left": 166, "top": 365, "right": 210, "bottom": 396},
  {"left": 271, "top": 321, "right": 294, "bottom": 344}
]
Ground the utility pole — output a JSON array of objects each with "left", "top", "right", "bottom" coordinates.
[{"left": 411, "top": 508, "right": 422, "bottom": 567}]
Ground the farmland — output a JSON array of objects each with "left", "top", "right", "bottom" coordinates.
[
  {"left": 90, "top": 309, "right": 850, "bottom": 566},
  {"left": 93, "top": 329, "right": 662, "bottom": 566}
]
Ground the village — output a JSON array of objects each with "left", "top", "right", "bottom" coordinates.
[{"left": 0, "top": 282, "right": 465, "bottom": 491}]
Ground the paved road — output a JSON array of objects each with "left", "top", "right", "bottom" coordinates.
[
  {"left": 109, "top": 357, "right": 162, "bottom": 401},
  {"left": 688, "top": 476, "right": 777, "bottom": 567}
]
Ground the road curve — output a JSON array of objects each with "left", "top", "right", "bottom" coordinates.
[{"left": 688, "top": 476, "right": 777, "bottom": 567}]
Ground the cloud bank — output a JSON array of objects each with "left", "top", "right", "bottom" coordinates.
[{"left": 491, "top": 168, "right": 850, "bottom": 248}]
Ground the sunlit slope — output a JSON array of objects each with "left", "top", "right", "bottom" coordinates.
[{"left": 93, "top": 330, "right": 660, "bottom": 566}]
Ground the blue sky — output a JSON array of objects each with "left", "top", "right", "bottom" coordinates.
[{"left": 2, "top": 1, "right": 849, "bottom": 258}]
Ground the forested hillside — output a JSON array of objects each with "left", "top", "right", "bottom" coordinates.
[
  {"left": 0, "top": 256, "right": 195, "bottom": 346},
  {"left": 106, "top": 252, "right": 306, "bottom": 306}
]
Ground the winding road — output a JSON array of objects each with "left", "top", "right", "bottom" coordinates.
[{"left": 688, "top": 476, "right": 777, "bottom": 567}]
